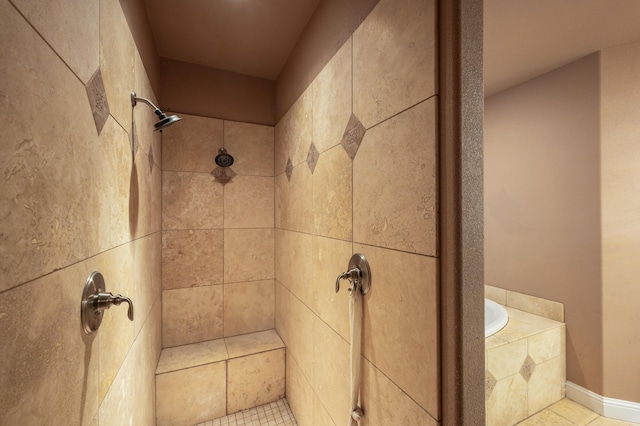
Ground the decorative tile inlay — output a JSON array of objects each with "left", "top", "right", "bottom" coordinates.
[
  {"left": 285, "top": 157, "right": 293, "bottom": 182},
  {"left": 85, "top": 68, "right": 109, "bottom": 135},
  {"left": 520, "top": 355, "right": 536, "bottom": 382},
  {"left": 130, "top": 121, "right": 139, "bottom": 157},
  {"left": 306, "top": 143, "right": 319, "bottom": 173},
  {"left": 211, "top": 166, "right": 236, "bottom": 184},
  {"left": 485, "top": 370, "right": 497, "bottom": 400},
  {"left": 148, "top": 144, "right": 154, "bottom": 173},
  {"left": 341, "top": 114, "right": 366, "bottom": 160}
]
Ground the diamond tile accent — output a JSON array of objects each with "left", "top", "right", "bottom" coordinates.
[
  {"left": 285, "top": 157, "right": 293, "bottom": 182},
  {"left": 85, "top": 68, "right": 109, "bottom": 135},
  {"left": 520, "top": 355, "right": 536, "bottom": 382},
  {"left": 211, "top": 166, "right": 236, "bottom": 184},
  {"left": 306, "top": 143, "right": 320, "bottom": 173},
  {"left": 341, "top": 113, "right": 366, "bottom": 160},
  {"left": 485, "top": 370, "right": 497, "bottom": 400},
  {"left": 148, "top": 144, "right": 154, "bottom": 173}
]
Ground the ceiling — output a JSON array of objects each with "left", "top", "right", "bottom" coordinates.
[
  {"left": 144, "top": 0, "right": 640, "bottom": 92},
  {"left": 484, "top": 0, "right": 640, "bottom": 96},
  {"left": 144, "top": 0, "right": 320, "bottom": 80}
]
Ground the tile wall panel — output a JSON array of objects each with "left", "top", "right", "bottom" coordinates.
[
  {"left": 353, "top": 0, "right": 436, "bottom": 128},
  {"left": 1, "top": 0, "right": 163, "bottom": 423}
]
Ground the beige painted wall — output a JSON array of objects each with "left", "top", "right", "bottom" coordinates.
[
  {"left": 600, "top": 43, "right": 640, "bottom": 402},
  {"left": 274, "top": 0, "right": 441, "bottom": 424},
  {"left": 159, "top": 58, "right": 276, "bottom": 125},
  {"left": 486, "top": 46, "right": 640, "bottom": 403},
  {"left": 484, "top": 53, "right": 603, "bottom": 394},
  {"left": 160, "top": 114, "right": 276, "bottom": 347},
  {"left": 0, "top": 0, "right": 162, "bottom": 423}
]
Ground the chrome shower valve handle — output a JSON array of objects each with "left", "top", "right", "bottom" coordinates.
[
  {"left": 92, "top": 292, "right": 134, "bottom": 321},
  {"left": 335, "top": 254, "right": 372, "bottom": 296},
  {"left": 335, "top": 268, "right": 360, "bottom": 293},
  {"left": 81, "top": 271, "right": 135, "bottom": 334}
]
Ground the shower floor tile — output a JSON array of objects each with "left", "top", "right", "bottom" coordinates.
[{"left": 194, "top": 398, "right": 298, "bottom": 426}]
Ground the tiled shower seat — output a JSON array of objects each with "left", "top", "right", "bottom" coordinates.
[{"left": 156, "top": 329, "right": 285, "bottom": 426}]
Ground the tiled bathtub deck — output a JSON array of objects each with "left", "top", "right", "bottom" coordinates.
[{"left": 485, "top": 305, "right": 566, "bottom": 426}]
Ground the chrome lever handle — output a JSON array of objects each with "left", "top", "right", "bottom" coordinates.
[
  {"left": 92, "top": 293, "right": 134, "bottom": 321},
  {"left": 335, "top": 268, "right": 360, "bottom": 293},
  {"left": 81, "top": 271, "right": 135, "bottom": 334}
]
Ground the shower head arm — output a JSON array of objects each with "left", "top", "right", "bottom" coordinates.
[{"left": 130, "top": 92, "right": 162, "bottom": 116}]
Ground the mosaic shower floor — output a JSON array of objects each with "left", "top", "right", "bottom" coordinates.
[{"left": 194, "top": 399, "right": 298, "bottom": 426}]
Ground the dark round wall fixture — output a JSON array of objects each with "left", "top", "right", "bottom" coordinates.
[{"left": 215, "top": 148, "right": 234, "bottom": 167}]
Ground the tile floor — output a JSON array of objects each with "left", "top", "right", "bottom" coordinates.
[
  {"left": 517, "top": 399, "right": 638, "bottom": 425},
  {"left": 194, "top": 399, "right": 297, "bottom": 426}
]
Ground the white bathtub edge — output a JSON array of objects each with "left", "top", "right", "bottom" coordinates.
[{"left": 566, "top": 381, "right": 640, "bottom": 424}]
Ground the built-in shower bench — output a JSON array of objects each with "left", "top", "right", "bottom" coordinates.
[{"left": 155, "top": 329, "right": 285, "bottom": 426}]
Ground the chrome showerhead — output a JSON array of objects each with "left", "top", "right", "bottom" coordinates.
[
  {"left": 154, "top": 112, "right": 181, "bottom": 131},
  {"left": 215, "top": 148, "right": 234, "bottom": 167},
  {"left": 131, "top": 92, "right": 181, "bottom": 132}
]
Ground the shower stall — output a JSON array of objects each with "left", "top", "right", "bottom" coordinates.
[{"left": 0, "top": 0, "right": 483, "bottom": 424}]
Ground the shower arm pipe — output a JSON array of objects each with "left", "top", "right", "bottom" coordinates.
[{"left": 131, "top": 92, "right": 163, "bottom": 116}]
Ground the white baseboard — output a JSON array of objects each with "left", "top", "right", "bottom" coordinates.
[{"left": 565, "top": 381, "right": 640, "bottom": 424}]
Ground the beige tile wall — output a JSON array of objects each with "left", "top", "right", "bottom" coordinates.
[
  {"left": 275, "top": 0, "right": 439, "bottom": 424},
  {"left": 0, "top": 0, "right": 162, "bottom": 424},
  {"left": 161, "top": 113, "right": 275, "bottom": 347}
]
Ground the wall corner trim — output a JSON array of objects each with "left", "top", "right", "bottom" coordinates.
[{"left": 566, "top": 381, "right": 640, "bottom": 423}]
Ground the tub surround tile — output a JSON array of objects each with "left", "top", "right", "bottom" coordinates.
[
  {"left": 224, "top": 121, "right": 274, "bottom": 177},
  {"left": 487, "top": 374, "right": 529, "bottom": 426},
  {"left": 99, "top": 0, "right": 134, "bottom": 130},
  {"left": 312, "top": 146, "right": 353, "bottom": 241},
  {"left": 227, "top": 349, "right": 286, "bottom": 414},
  {"left": 156, "top": 361, "right": 227, "bottom": 426},
  {"left": 493, "top": 318, "right": 544, "bottom": 344},
  {"left": 162, "top": 113, "right": 223, "bottom": 173},
  {"left": 156, "top": 338, "right": 228, "bottom": 375},
  {"left": 507, "top": 307, "right": 564, "bottom": 331},
  {"left": 313, "top": 39, "right": 352, "bottom": 154},
  {"left": 226, "top": 329, "right": 284, "bottom": 359},
  {"left": 162, "top": 171, "right": 224, "bottom": 230},
  {"left": 224, "top": 228, "right": 275, "bottom": 283},
  {"left": 223, "top": 280, "right": 275, "bottom": 337},
  {"left": 162, "top": 229, "right": 224, "bottom": 289},
  {"left": 353, "top": 0, "right": 436, "bottom": 128},
  {"left": 487, "top": 338, "right": 528, "bottom": 381},
  {"left": 353, "top": 99, "right": 437, "bottom": 256},
  {"left": 507, "top": 290, "right": 564, "bottom": 322},
  {"left": 486, "top": 284, "right": 508, "bottom": 305},
  {"left": 12, "top": 0, "right": 99, "bottom": 84},
  {"left": 162, "top": 286, "right": 224, "bottom": 347},
  {"left": 357, "top": 243, "right": 439, "bottom": 417},
  {"left": 528, "top": 327, "right": 564, "bottom": 364},
  {"left": 274, "top": 88, "right": 312, "bottom": 173},
  {"left": 224, "top": 176, "right": 274, "bottom": 228},
  {"left": 361, "top": 359, "right": 438, "bottom": 426},
  {"left": 547, "top": 399, "right": 599, "bottom": 425},
  {"left": 527, "top": 356, "right": 565, "bottom": 416}
]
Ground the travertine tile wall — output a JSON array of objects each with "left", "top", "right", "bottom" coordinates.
[
  {"left": 161, "top": 114, "right": 275, "bottom": 347},
  {"left": 0, "top": 0, "right": 162, "bottom": 424},
  {"left": 275, "top": 0, "right": 440, "bottom": 424}
]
